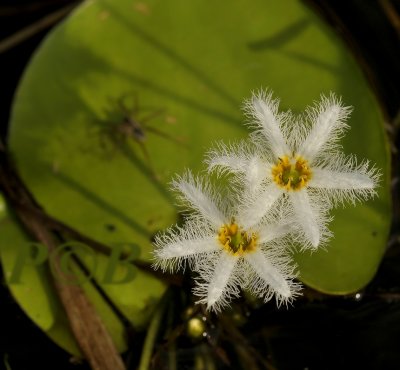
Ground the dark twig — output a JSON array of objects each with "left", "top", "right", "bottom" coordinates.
[{"left": 0, "top": 3, "right": 79, "bottom": 54}]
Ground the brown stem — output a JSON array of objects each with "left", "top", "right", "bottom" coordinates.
[
  {"left": 0, "top": 147, "right": 125, "bottom": 370},
  {"left": 0, "top": 3, "right": 79, "bottom": 54}
]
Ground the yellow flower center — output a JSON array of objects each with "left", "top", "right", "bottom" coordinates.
[
  {"left": 217, "top": 222, "right": 257, "bottom": 256},
  {"left": 272, "top": 155, "right": 312, "bottom": 191}
]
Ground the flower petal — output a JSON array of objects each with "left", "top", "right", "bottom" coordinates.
[
  {"left": 206, "top": 142, "right": 267, "bottom": 194},
  {"left": 244, "top": 90, "right": 290, "bottom": 157},
  {"left": 308, "top": 163, "right": 379, "bottom": 207},
  {"left": 206, "top": 253, "right": 237, "bottom": 310},
  {"left": 289, "top": 190, "right": 320, "bottom": 248},
  {"left": 298, "top": 93, "right": 352, "bottom": 161},
  {"left": 172, "top": 171, "right": 226, "bottom": 227},
  {"left": 153, "top": 223, "right": 220, "bottom": 272},
  {"left": 245, "top": 249, "right": 292, "bottom": 298},
  {"left": 206, "top": 143, "right": 250, "bottom": 174},
  {"left": 310, "top": 168, "right": 375, "bottom": 189},
  {"left": 154, "top": 236, "right": 219, "bottom": 260},
  {"left": 258, "top": 221, "right": 294, "bottom": 244},
  {"left": 245, "top": 156, "right": 269, "bottom": 194},
  {"left": 239, "top": 183, "right": 283, "bottom": 229}
]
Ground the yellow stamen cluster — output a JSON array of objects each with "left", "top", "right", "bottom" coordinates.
[
  {"left": 272, "top": 155, "right": 312, "bottom": 191},
  {"left": 218, "top": 222, "right": 257, "bottom": 256}
]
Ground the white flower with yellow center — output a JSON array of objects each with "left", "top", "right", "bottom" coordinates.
[
  {"left": 207, "top": 90, "right": 380, "bottom": 249},
  {"left": 153, "top": 171, "right": 301, "bottom": 312}
]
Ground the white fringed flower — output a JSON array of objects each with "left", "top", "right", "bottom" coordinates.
[
  {"left": 153, "top": 171, "right": 302, "bottom": 312},
  {"left": 207, "top": 90, "right": 380, "bottom": 249}
]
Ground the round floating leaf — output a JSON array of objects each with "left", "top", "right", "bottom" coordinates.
[
  {"left": 0, "top": 215, "right": 80, "bottom": 355},
  {"left": 5, "top": 0, "right": 391, "bottom": 353},
  {"left": 0, "top": 214, "right": 146, "bottom": 355}
]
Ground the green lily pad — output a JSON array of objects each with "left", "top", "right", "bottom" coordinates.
[
  {"left": 0, "top": 212, "right": 149, "bottom": 355},
  {"left": 5, "top": 0, "right": 391, "bottom": 353},
  {"left": 0, "top": 215, "right": 80, "bottom": 355}
]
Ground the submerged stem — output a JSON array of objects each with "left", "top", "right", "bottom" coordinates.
[{"left": 138, "top": 293, "right": 168, "bottom": 370}]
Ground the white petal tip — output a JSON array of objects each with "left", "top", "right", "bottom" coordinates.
[
  {"left": 207, "top": 300, "right": 216, "bottom": 308},
  {"left": 280, "top": 288, "right": 292, "bottom": 299},
  {"left": 208, "top": 287, "right": 222, "bottom": 304},
  {"left": 311, "top": 238, "right": 320, "bottom": 249},
  {"left": 308, "top": 231, "right": 320, "bottom": 248}
]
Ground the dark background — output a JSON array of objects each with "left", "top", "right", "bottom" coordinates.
[{"left": 0, "top": 1, "right": 399, "bottom": 369}]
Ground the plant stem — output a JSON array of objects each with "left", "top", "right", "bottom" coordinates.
[
  {"left": 0, "top": 3, "right": 79, "bottom": 54},
  {"left": 0, "top": 146, "right": 125, "bottom": 370},
  {"left": 138, "top": 294, "right": 167, "bottom": 370}
]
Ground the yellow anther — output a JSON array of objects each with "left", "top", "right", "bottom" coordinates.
[
  {"left": 218, "top": 222, "right": 257, "bottom": 256},
  {"left": 271, "top": 155, "right": 312, "bottom": 191}
]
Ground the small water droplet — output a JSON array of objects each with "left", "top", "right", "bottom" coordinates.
[{"left": 187, "top": 317, "right": 206, "bottom": 339}]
